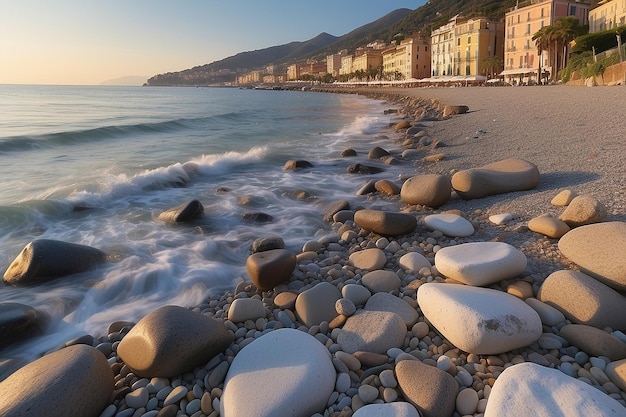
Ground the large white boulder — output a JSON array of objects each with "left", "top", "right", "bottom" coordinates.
[
  {"left": 417, "top": 283, "right": 542, "bottom": 355},
  {"left": 484, "top": 362, "right": 625, "bottom": 417},
  {"left": 423, "top": 213, "right": 474, "bottom": 237},
  {"left": 221, "top": 328, "right": 335, "bottom": 417}
]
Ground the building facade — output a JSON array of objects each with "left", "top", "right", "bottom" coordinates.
[
  {"left": 454, "top": 18, "right": 504, "bottom": 77},
  {"left": 431, "top": 17, "right": 457, "bottom": 76},
  {"left": 503, "top": 0, "right": 591, "bottom": 84},
  {"left": 352, "top": 50, "right": 383, "bottom": 76},
  {"left": 589, "top": 0, "right": 626, "bottom": 32}
]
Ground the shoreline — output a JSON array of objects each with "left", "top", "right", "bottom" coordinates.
[{"left": 2, "top": 85, "right": 626, "bottom": 416}]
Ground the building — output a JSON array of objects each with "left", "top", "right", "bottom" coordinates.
[
  {"left": 286, "top": 64, "right": 300, "bottom": 81},
  {"left": 327, "top": 51, "right": 347, "bottom": 77},
  {"left": 382, "top": 33, "right": 431, "bottom": 80},
  {"left": 589, "top": 0, "right": 626, "bottom": 32},
  {"left": 454, "top": 18, "right": 504, "bottom": 77},
  {"left": 503, "top": 0, "right": 591, "bottom": 84},
  {"left": 300, "top": 61, "right": 328, "bottom": 78},
  {"left": 352, "top": 50, "right": 383, "bottom": 77},
  {"left": 431, "top": 15, "right": 503, "bottom": 81},
  {"left": 339, "top": 55, "right": 354, "bottom": 76}
]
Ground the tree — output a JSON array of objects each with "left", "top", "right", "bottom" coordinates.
[
  {"left": 532, "top": 17, "right": 587, "bottom": 82},
  {"left": 482, "top": 55, "right": 503, "bottom": 78},
  {"left": 533, "top": 25, "right": 551, "bottom": 82}
]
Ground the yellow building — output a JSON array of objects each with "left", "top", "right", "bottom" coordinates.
[
  {"left": 352, "top": 50, "right": 383, "bottom": 75},
  {"left": 503, "top": 0, "right": 591, "bottom": 84},
  {"left": 287, "top": 64, "right": 300, "bottom": 81},
  {"left": 431, "top": 17, "right": 457, "bottom": 77},
  {"left": 339, "top": 55, "right": 353, "bottom": 76},
  {"left": 327, "top": 52, "right": 347, "bottom": 77},
  {"left": 455, "top": 18, "right": 504, "bottom": 77},
  {"left": 383, "top": 33, "right": 431, "bottom": 80},
  {"left": 589, "top": 0, "right": 626, "bottom": 32}
]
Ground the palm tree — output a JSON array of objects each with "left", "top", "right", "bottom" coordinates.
[
  {"left": 553, "top": 17, "right": 587, "bottom": 73},
  {"left": 533, "top": 26, "right": 551, "bottom": 83},
  {"left": 533, "top": 17, "right": 587, "bottom": 82}
]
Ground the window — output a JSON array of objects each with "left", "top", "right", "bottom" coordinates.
[
  {"left": 527, "top": 24, "right": 531, "bottom": 34},
  {"left": 468, "top": 36, "right": 472, "bottom": 44},
  {"left": 458, "top": 38, "right": 461, "bottom": 46},
  {"left": 517, "top": 15, "right": 521, "bottom": 23},
  {"left": 570, "top": 5, "right": 576, "bottom": 15},
  {"left": 425, "top": 46, "right": 428, "bottom": 52},
  {"left": 527, "top": 12, "right": 530, "bottom": 21},
  {"left": 541, "top": 8, "right": 544, "bottom": 17}
]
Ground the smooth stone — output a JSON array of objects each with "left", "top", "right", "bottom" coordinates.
[
  {"left": 605, "top": 359, "right": 626, "bottom": 392},
  {"left": 323, "top": 200, "right": 350, "bottom": 222},
  {"left": 349, "top": 248, "right": 387, "bottom": 270},
  {"left": 353, "top": 402, "right": 421, "bottom": 417},
  {"left": 559, "top": 195, "right": 608, "bottom": 226},
  {"left": 0, "top": 302, "right": 48, "bottom": 348},
  {"left": 506, "top": 281, "right": 534, "bottom": 299},
  {"left": 346, "top": 163, "right": 384, "bottom": 175},
  {"left": 398, "top": 252, "right": 431, "bottom": 273},
  {"left": 273, "top": 291, "right": 297, "bottom": 310},
  {"left": 418, "top": 283, "right": 542, "bottom": 355},
  {"left": 221, "top": 328, "right": 335, "bottom": 417},
  {"left": 117, "top": 305, "right": 233, "bottom": 377},
  {"left": 333, "top": 210, "right": 355, "bottom": 223},
  {"left": 558, "top": 221, "right": 626, "bottom": 291},
  {"left": 434, "top": 242, "right": 527, "bottom": 286},
  {"left": 394, "top": 120, "right": 411, "bottom": 130},
  {"left": 251, "top": 236, "right": 284, "bottom": 253},
  {"left": 538, "top": 270, "right": 626, "bottom": 331},
  {"left": 423, "top": 153, "right": 445, "bottom": 162},
  {"left": 528, "top": 215, "right": 570, "bottom": 238},
  {"left": 241, "top": 211, "right": 273, "bottom": 223},
  {"left": 484, "top": 362, "right": 625, "bottom": 417},
  {"left": 423, "top": 213, "right": 474, "bottom": 237},
  {"left": 375, "top": 179, "right": 401, "bottom": 196},
  {"left": 488, "top": 213, "right": 513, "bottom": 225},
  {"left": 337, "top": 311, "right": 406, "bottom": 354},
  {"left": 3, "top": 239, "right": 107, "bottom": 285},
  {"left": 400, "top": 174, "right": 451, "bottom": 208},
  {"left": 356, "top": 180, "right": 377, "bottom": 195},
  {"left": 525, "top": 298, "right": 566, "bottom": 326},
  {"left": 283, "top": 159, "right": 313, "bottom": 170},
  {"left": 559, "top": 324, "right": 626, "bottom": 361},
  {"left": 451, "top": 158, "right": 540, "bottom": 200},
  {"left": 364, "top": 292, "right": 419, "bottom": 327},
  {"left": 336, "top": 298, "right": 356, "bottom": 316},
  {"left": 368, "top": 146, "right": 390, "bottom": 159},
  {"left": 456, "top": 387, "right": 479, "bottom": 415},
  {"left": 354, "top": 209, "right": 417, "bottom": 236},
  {"left": 0, "top": 345, "right": 113, "bottom": 417},
  {"left": 443, "top": 105, "right": 469, "bottom": 117},
  {"left": 125, "top": 387, "right": 149, "bottom": 409},
  {"left": 361, "top": 270, "right": 402, "bottom": 293},
  {"left": 227, "top": 298, "right": 266, "bottom": 322},
  {"left": 395, "top": 359, "right": 459, "bottom": 417},
  {"left": 551, "top": 189, "right": 577, "bottom": 206},
  {"left": 295, "top": 282, "right": 341, "bottom": 327},
  {"left": 341, "top": 148, "right": 357, "bottom": 157},
  {"left": 245, "top": 249, "right": 296, "bottom": 291},
  {"left": 341, "top": 284, "right": 372, "bottom": 307},
  {"left": 157, "top": 199, "right": 203, "bottom": 223}
]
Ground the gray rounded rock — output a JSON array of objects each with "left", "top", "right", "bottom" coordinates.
[
  {"left": 117, "top": 305, "right": 234, "bottom": 378},
  {"left": 157, "top": 199, "right": 204, "bottom": 223},
  {"left": 354, "top": 209, "right": 417, "bottom": 236},
  {"left": 400, "top": 174, "right": 451, "bottom": 208}
]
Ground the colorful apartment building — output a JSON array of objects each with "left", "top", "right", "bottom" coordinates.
[
  {"left": 382, "top": 33, "right": 431, "bottom": 80},
  {"left": 431, "top": 15, "right": 503, "bottom": 80},
  {"left": 352, "top": 50, "right": 383, "bottom": 75},
  {"left": 503, "top": 0, "right": 591, "bottom": 84},
  {"left": 327, "top": 51, "right": 347, "bottom": 77},
  {"left": 589, "top": 0, "right": 626, "bottom": 32}
]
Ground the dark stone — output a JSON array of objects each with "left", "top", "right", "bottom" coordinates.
[
  {"left": 3, "top": 239, "right": 107, "bottom": 285},
  {"left": 241, "top": 212, "right": 273, "bottom": 224},
  {"left": 246, "top": 249, "right": 297, "bottom": 291},
  {"left": 368, "top": 147, "right": 390, "bottom": 160},
  {"left": 283, "top": 159, "right": 314, "bottom": 170},
  {"left": 323, "top": 200, "right": 350, "bottom": 222},
  {"left": 158, "top": 199, "right": 204, "bottom": 223},
  {"left": 341, "top": 148, "right": 357, "bottom": 157},
  {"left": 251, "top": 236, "right": 285, "bottom": 253},
  {"left": 346, "top": 164, "right": 384, "bottom": 175},
  {"left": 215, "top": 187, "right": 231, "bottom": 194},
  {"left": 0, "top": 303, "right": 49, "bottom": 348},
  {"left": 354, "top": 209, "right": 417, "bottom": 236},
  {"left": 356, "top": 180, "right": 377, "bottom": 196}
]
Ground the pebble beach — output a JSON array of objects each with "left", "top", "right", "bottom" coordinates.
[{"left": 1, "top": 84, "right": 626, "bottom": 417}]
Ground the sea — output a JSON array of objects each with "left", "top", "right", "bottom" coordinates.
[{"left": 0, "top": 84, "right": 408, "bottom": 367}]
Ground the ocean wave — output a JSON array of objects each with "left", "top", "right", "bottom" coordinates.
[
  {"left": 0, "top": 112, "right": 247, "bottom": 154},
  {"left": 333, "top": 115, "right": 390, "bottom": 137},
  {"left": 67, "top": 146, "right": 269, "bottom": 207}
]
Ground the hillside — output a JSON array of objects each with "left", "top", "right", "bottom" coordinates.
[{"left": 146, "top": 0, "right": 517, "bottom": 86}]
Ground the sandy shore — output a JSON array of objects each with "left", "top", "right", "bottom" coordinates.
[{"left": 327, "top": 84, "right": 626, "bottom": 223}]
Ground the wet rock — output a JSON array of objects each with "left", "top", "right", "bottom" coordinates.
[
  {"left": 241, "top": 212, "right": 273, "bottom": 224},
  {"left": 323, "top": 199, "right": 350, "bottom": 222},
  {"left": 394, "top": 121, "right": 411, "bottom": 131},
  {"left": 157, "top": 199, "right": 203, "bottom": 223},
  {"left": 283, "top": 159, "right": 314, "bottom": 171},
  {"left": 451, "top": 158, "right": 540, "bottom": 200},
  {"left": 0, "top": 303, "right": 48, "bottom": 348},
  {"left": 400, "top": 174, "right": 451, "bottom": 208},
  {"left": 354, "top": 209, "right": 417, "bottom": 236},
  {"left": 0, "top": 345, "right": 113, "bottom": 417},
  {"left": 368, "top": 146, "right": 390, "bottom": 159},
  {"left": 117, "top": 305, "right": 233, "bottom": 378},
  {"left": 347, "top": 163, "right": 384, "bottom": 175},
  {"left": 375, "top": 179, "right": 401, "bottom": 196},
  {"left": 356, "top": 180, "right": 377, "bottom": 195},
  {"left": 246, "top": 249, "right": 296, "bottom": 291},
  {"left": 251, "top": 236, "right": 285, "bottom": 253},
  {"left": 3, "top": 239, "right": 107, "bottom": 285},
  {"left": 341, "top": 148, "right": 357, "bottom": 157}
]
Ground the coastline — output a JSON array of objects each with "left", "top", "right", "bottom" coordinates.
[{"left": 2, "top": 84, "right": 626, "bottom": 416}]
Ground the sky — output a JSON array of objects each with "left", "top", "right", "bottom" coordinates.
[{"left": 0, "top": 1, "right": 425, "bottom": 85}]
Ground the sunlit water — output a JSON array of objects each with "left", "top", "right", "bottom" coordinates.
[{"left": 0, "top": 84, "right": 409, "bottom": 364}]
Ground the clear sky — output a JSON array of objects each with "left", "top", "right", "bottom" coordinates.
[{"left": 0, "top": 1, "right": 424, "bottom": 85}]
